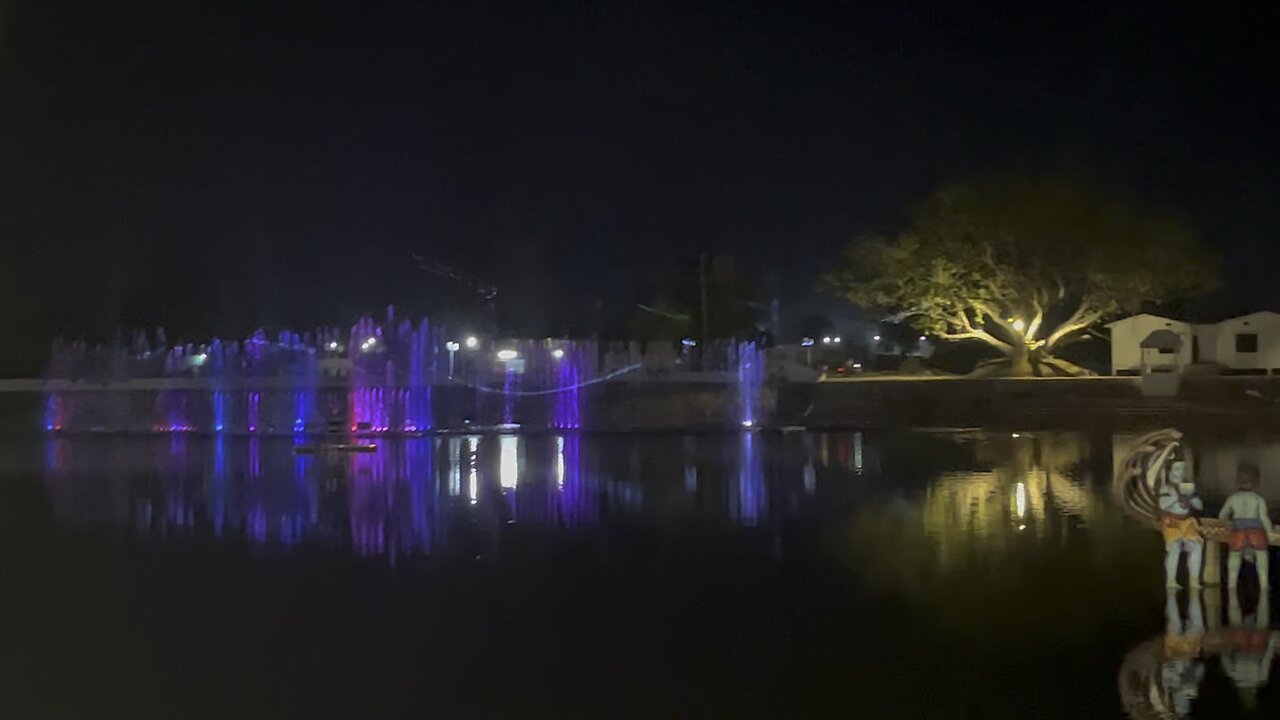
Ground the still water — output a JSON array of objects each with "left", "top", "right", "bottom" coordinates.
[{"left": 1, "top": 427, "right": 1276, "bottom": 717}]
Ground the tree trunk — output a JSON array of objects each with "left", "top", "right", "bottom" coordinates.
[{"left": 1008, "top": 345, "right": 1034, "bottom": 377}]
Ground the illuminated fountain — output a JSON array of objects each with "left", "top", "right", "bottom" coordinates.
[
  {"left": 43, "top": 312, "right": 774, "bottom": 434},
  {"left": 736, "top": 340, "right": 766, "bottom": 428}
]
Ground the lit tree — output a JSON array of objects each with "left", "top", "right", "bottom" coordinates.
[{"left": 823, "top": 176, "right": 1218, "bottom": 376}]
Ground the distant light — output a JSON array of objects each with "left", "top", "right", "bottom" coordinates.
[
  {"left": 366, "top": 336, "right": 376, "bottom": 346},
  {"left": 681, "top": 338, "right": 697, "bottom": 347},
  {"left": 465, "top": 336, "right": 479, "bottom": 349},
  {"left": 551, "top": 348, "right": 565, "bottom": 360},
  {"left": 919, "top": 336, "right": 927, "bottom": 342},
  {"left": 45, "top": 424, "right": 54, "bottom": 431},
  {"left": 496, "top": 349, "right": 518, "bottom": 361},
  {"left": 1011, "top": 432, "right": 1021, "bottom": 438},
  {"left": 872, "top": 335, "right": 881, "bottom": 342},
  {"left": 832, "top": 336, "right": 841, "bottom": 344},
  {"left": 741, "top": 419, "right": 754, "bottom": 428},
  {"left": 328, "top": 341, "right": 339, "bottom": 351},
  {"left": 191, "top": 353, "right": 208, "bottom": 366},
  {"left": 1012, "top": 319, "right": 1026, "bottom": 332},
  {"left": 822, "top": 336, "right": 832, "bottom": 344},
  {"left": 801, "top": 337, "right": 815, "bottom": 347},
  {"left": 445, "top": 341, "right": 461, "bottom": 352},
  {"left": 1018, "top": 524, "right": 1027, "bottom": 531},
  {"left": 852, "top": 362, "right": 862, "bottom": 369}
]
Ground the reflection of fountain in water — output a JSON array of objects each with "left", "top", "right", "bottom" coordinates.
[
  {"left": 348, "top": 449, "right": 387, "bottom": 558},
  {"left": 558, "top": 434, "right": 596, "bottom": 527},
  {"left": 209, "top": 435, "right": 228, "bottom": 537},
  {"left": 731, "top": 432, "right": 767, "bottom": 526}
]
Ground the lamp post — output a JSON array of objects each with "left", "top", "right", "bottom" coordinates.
[{"left": 446, "top": 341, "right": 461, "bottom": 378}]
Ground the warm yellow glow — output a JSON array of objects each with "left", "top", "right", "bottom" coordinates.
[{"left": 1012, "top": 318, "right": 1026, "bottom": 332}]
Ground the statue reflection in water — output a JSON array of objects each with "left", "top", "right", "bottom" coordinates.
[
  {"left": 1224, "top": 589, "right": 1277, "bottom": 711},
  {"left": 1120, "top": 587, "right": 1279, "bottom": 718},
  {"left": 1159, "top": 590, "right": 1206, "bottom": 718}
]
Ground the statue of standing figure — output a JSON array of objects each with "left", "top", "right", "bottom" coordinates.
[
  {"left": 1219, "top": 461, "right": 1275, "bottom": 590},
  {"left": 1158, "top": 456, "right": 1205, "bottom": 589}
]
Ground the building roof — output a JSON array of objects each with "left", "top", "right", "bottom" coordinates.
[
  {"left": 1105, "top": 313, "right": 1185, "bottom": 327},
  {"left": 1108, "top": 311, "right": 1280, "bottom": 328},
  {"left": 1139, "top": 329, "right": 1182, "bottom": 351}
]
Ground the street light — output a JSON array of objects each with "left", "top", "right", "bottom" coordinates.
[
  {"left": 496, "top": 349, "right": 518, "bottom": 361},
  {"left": 551, "top": 348, "right": 565, "bottom": 360},
  {"left": 464, "top": 336, "right": 479, "bottom": 349},
  {"left": 445, "top": 341, "right": 461, "bottom": 377},
  {"left": 1012, "top": 319, "right": 1026, "bottom": 333}
]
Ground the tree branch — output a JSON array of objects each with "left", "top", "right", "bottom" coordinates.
[
  {"left": 949, "top": 310, "right": 1014, "bottom": 353},
  {"left": 1043, "top": 301, "right": 1105, "bottom": 349}
]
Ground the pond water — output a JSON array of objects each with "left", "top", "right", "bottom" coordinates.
[{"left": 1, "top": 425, "right": 1276, "bottom": 717}]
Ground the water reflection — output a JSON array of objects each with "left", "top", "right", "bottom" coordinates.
[
  {"left": 1120, "top": 587, "right": 1279, "bottom": 719},
  {"left": 37, "top": 429, "right": 1122, "bottom": 568}
]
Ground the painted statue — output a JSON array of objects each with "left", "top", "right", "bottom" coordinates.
[
  {"left": 1222, "top": 587, "right": 1277, "bottom": 711},
  {"left": 1159, "top": 459, "right": 1204, "bottom": 588},
  {"left": 1219, "top": 461, "right": 1275, "bottom": 590}
]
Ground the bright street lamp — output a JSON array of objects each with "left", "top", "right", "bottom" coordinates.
[
  {"left": 464, "top": 336, "right": 479, "bottom": 349},
  {"left": 445, "top": 341, "right": 461, "bottom": 378}
]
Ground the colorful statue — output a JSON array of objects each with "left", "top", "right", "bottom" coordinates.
[
  {"left": 1222, "top": 588, "right": 1277, "bottom": 711},
  {"left": 1159, "top": 459, "right": 1204, "bottom": 588},
  {"left": 1219, "top": 462, "right": 1275, "bottom": 590}
]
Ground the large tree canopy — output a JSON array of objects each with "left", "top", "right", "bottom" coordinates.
[{"left": 823, "top": 176, "right": 1218, "bottom": 375}]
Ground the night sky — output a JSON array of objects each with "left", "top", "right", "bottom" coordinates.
[{"left": 2, "top": 1, "right": 1277, "bottom": 373}]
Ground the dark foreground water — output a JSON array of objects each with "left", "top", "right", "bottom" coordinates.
[{"left": 2, "top": 425, "right": 1277, "bottom": 718}]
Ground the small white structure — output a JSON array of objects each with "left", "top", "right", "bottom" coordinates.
[
  {"left": 1108, "top": 314, "right": 1196, "bottom": 373},
  {"left": 1138, "top": 329, "right": 1182, "bottom": 396},
  {"left": 1109, "top": 311, "right": 1280, "bottom": 375}
]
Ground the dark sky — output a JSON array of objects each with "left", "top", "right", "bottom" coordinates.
[{"left": 2, "top": 1, "right": 1278, "bottom": 370}]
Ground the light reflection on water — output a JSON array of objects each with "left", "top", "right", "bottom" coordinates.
[
  {"left": 12, "top": 428, "right": 1280, "bottom": 716},
  {"left": 35, "top": 430, "right": 1130, "bottom": 564}
]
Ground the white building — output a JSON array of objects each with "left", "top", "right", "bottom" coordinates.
[{"left": 1108, "top": 311, "right": 1280, "bottom": 375}]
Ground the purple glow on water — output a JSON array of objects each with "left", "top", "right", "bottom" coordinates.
[
  {"left": 349, "top": 451, "right": 388, "bottom": 557},
  {"left": 732, "top": 432, "right": 766, "bottom": 526},
  {"left": 247, "top": 438, "right": 265, "bottom": 544},
  {"left": 558, "top": 434, "right": 595, "bottom": 527},
  {"left": 210, "top": 435, "right": 227, "bottom": 537}
]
